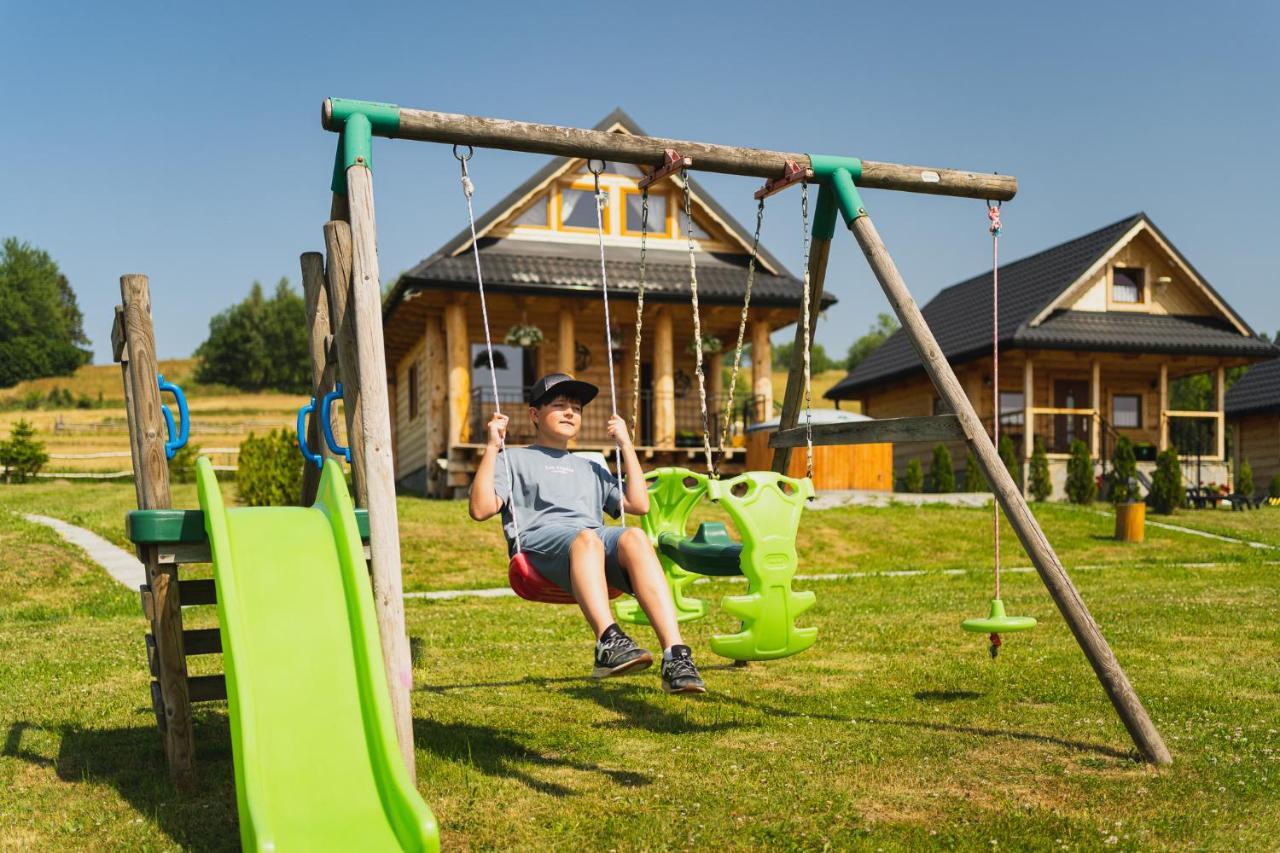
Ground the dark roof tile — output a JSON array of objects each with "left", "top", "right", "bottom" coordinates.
[{"left": 1226, "top": 357, "right": 1280, "bottom": 416}]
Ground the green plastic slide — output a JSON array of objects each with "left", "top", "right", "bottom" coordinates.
[{"left": 196, "top": 457, "right": 439, "bottom": 852}]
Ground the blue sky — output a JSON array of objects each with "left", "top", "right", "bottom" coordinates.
[{"left": 3, "top": 1, "right": 1277, "bottom": 365}]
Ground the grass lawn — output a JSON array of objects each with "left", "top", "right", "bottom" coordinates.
[{"left": 1, "top": 484, "right": 1278, "bottom": 849}]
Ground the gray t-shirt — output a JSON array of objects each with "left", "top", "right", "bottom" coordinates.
[{"left": 486, "top": 445, "right": 622, "bottom": 555}]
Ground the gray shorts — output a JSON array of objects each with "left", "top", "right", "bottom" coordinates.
[{"left": 519, "top": 525, "right": 634, "bottom": 595}]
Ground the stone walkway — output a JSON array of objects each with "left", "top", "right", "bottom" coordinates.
[{"left": 25, "top": 513, "right": 147, "bottom": 590}]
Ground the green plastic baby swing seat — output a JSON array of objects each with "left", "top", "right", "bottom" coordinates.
[
  {"left": 658, "top": 522, "right": 744, "bottom": 577},
  {"left": 961, "top": 598, "right": 1036, "bottom": 634}
]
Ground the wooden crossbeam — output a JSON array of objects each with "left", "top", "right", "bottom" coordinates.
[{"left": 768, "top": 415, "right": 963, "bottom": 449}]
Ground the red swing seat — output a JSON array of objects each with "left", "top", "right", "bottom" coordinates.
[{"left": 507, "top": 552, "right": 624, "bottom": 605}]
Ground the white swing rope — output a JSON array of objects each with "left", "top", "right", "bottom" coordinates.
[
  {"left": 989, "top": 202, "right": 1003, "bottom": 600},
  {"left": 681, "top": 169, "right": 716, "bottom": 476},
  {"left": 799, "top": 182, "right": 815, "bottom": 480},
  {"left": 456, "top": 146, "right": 522, "bottom": 553},
  {"left": 589, "top": 162, "right": 627, "bottom": 526}
]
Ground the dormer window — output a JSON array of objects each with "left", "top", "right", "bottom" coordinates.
[
  {"left": 1112, "top": 267, "right": 1144, "bottom": 304},
  {"left": 623, "top": 189, "right": 668, "bottom": 236},
  {"left": 560, "top": 188, "right": 604, "bottom": 231}
]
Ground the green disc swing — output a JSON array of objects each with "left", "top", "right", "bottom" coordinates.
[
  {"left": 961, "top": 201, "right": 1035, "bottom": 656},
  {"left": 613, "top": 157, "right": 818, "bottom": 662}
]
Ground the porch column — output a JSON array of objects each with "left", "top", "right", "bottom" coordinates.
[
  {"left": 444, "top": 299, "right": 470, "bottom": 445},
  {"left": 1158, "top": 363, "right": 1168, "bottom": 451},
  {"left": 424, "top": 313, "right": 448, "bottom": 487},
  {"left": 1216, "top": 364, "right": 1226, "bottom": 460},
  {"left": 751, "top": 320, "right": 772, "bottom": 420},
  {"left": 557, "top": 308, "right": 575, "bottom": 374},
  {"left": 1023, "top": 357, "right": 1034, "bottom": 492},
  {"left": 1091, "top": 359, "right": 1101, "bottom": 458},
  {"left": 654, "top": 307, "right": 675, "bottom": 446}
]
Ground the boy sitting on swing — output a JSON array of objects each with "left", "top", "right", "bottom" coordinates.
[{"left": 469, "top": 373, "right": 706, "bottom": 694}]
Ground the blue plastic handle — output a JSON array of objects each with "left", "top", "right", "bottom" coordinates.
[
  {"left": 321, "top": 383, "right": 352, "bottom": 463},
  {"left": 157, "top": 374, "right": 190, "bottom": 460},
  {"left": 296, "top": 398, "right": 323, "bottom": 469}
]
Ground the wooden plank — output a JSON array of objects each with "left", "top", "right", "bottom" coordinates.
[
  {"left": 445, "top": 300, "right": 470, "bottom": 446},
  {"left": 179, "top": 578, "right": 217, "bottom": 606},
  {"left": 424, "top": 313, "right": 448, "bottom": 496},
  {"left": 323, "top": 219, "right": 367, "bottom": 504},
  {"left": 183, "top": 628, "right": 222, "bottom": 656},
  {"left": 110, "top": 306, "right": 127, "bottom": 362},
  {"left": 337, "top": 103, "right": 1019, "bottom": 200},
  {"left": 771, "top": 237, "right": 832, "bottom": 474},
  {"left": 187, "top": 674, "right": 227, "bottom": 703},
  {"left": 301, "top": 251, "right": 340, "bottom": 505},
  {"left": 769, "top": 415, "right": 963, "bottom": 448},
  {"left": 345, "top": 164, "right": 416, "bottom": 782},
  {"left": 847, "top": 213, "right": 1171, "bottom": 765},
  {"left": 120, "top": 275, "right": 195, "bottom": 786}
]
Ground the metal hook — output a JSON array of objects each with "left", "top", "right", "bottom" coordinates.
[
  {"left": 453, "top": 144, "right": 474, "bottom": 162},
  {"left": 587, "top": 158, "right": 605, "bottom": 175}
]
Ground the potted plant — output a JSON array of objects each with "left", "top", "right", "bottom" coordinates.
[
  {"left": 504, "top": 324, "right": 544, "bottom": 348},
  {"left": 685, "top": 335, "right": 723, "bottom": 355}
]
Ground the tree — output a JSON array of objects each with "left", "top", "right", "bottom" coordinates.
[
  {"left": 1148, "top": 446, "right": 1183, "bottom": 514},
  {"left": 1029, "top": 436, "right": 1052, "bottom": 502},
  {"left": 0, "top": 419, "right": 49, "bottom": 483},
  {"left": 236, "top": 429, "right": 303, "bottom": 506},
  {"left": 1270, "top": 474, "right": 1280, "bottom": 500},
  {"left": 195, "top": 278, "right": 310, "bottom": 393},
  {"left": 998, "top": 434, "right": 1020, "bottom": 483},
  {"left": 1236, "top": 459, "right": 1253, "bottom": 497},
  {"left": 963, "top": 451, "right": 986, "bottom": 492},
  {"left": 1065, "top": 438, "right": 1096, "bottom": 504},
  {"left": 771, "top": 340, "right": 838, "bottom": 373},
  {"left": 929, "top": 443, "right": 955, "bottom": 493},
  {"left": 0, "top": 238, "right": 92, "bottom": 387},
  {"left": 1109, "top": 435, "right": 1138, "bottom": 503},
  {"left": 845, "top": 313, "right": 900, "bottom": 370},
  {"left": 902, "top": 458, "right": 924, "bottom": 493}
]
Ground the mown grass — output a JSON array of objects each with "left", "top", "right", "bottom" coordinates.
[{"left": 1, "top": 487, "right": 1278, "bottom": 849}]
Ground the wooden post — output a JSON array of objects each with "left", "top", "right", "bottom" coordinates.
[
  {"left": 654, "top": 307, "right": 675, "bottom": 446},
  {"left": 323, "top": 220, "right": 367, "bottom": 504},
  {"left": 344, "top": 164, "right": 416, "bottom": 781},
  {"left": 1091, "top": 359, "right": 1101, "bottom": 461},
  {"left": 1215, "top": 364, "right": 1226, "bottom": 461},
  {"left": 847, "top": 213, "right": 1171, "bottom": 765},
  {"left": 1023, "top": 357, "right": 1035, "bottom": 493},
  {"left": 771, "top": 238, "right": 830, "bottom": 473},
  {"left": 424, "top": 313, "right": 448, "bottom": 495},
  {"left": 1158, "top": 364, "right": 1169, "bottom": 452},
  {"left": 117, "top": 274, "right": 195, "bottom": 786},
  {"left": 300, "top": 251, "right": 340, "bottom": 505},
  {"left": 557, "top": 308, "right": 575, "bottom": 374},
  {"left": 445, "top": 299, "right": 471, "bottom": 445},
  {"left": 752, "top": 320, "right": 774, "bottom": 423}
]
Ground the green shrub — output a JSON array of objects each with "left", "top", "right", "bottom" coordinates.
[
  {"left": 929, "top": 443, "right": 955, "bottom": 493},
  {"left": 1029, "top": 436, "right": 1052, "bottom": 502},
  {"left": 236, "top": 429, "right": 302, "bottom": 507},
  {"left": 168, "top": 443, "right": 201, "bottom": 484},
  {"left": 1269, "top": 473, "right": 1280, "bottom": 500},
  {"left": 75, "top": 393, "right": 94, "bottom": 410},
  {"left": 903, "top": 458, "right": 924, "bottom": 493},
  {"left": 1064, "top": 439, "right": 1096, "bottom": 505},
  {"left": 1109, "top": 435, "right": 1138, "bottom": 503},
  {"left": 0, "top": 419, "right": 49, "bottom": 483},
  {"left": 998, "top": 433, "right": 1019, "bottom": 483},
  {"left": 22, "top": 390, "right": 41, "bottom": 410},
  {"left": 963, "top": 451, "right": 986, "bottom": 492},
  {"left": 1147, "top": 447, "right": 1183, "bottom": 514},
  {"left": 1237, "top": 459, "right": 1253, "bottom": 497}
]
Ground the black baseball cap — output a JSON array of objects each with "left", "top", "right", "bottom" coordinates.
[{"left": 528, "top": 373, "right": 599, "bottom": 407}]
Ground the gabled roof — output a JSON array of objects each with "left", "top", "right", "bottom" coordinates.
[
  {"left": 384, "top": 108, "right": 829, "bottom": 319},
  {"left": 1226, "top": 357, "right": 1280, "bottom": 417},
  {"left": 827, "top": 213, "right": 1274, "bottom": 399}
]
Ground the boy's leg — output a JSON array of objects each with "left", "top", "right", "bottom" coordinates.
[
  {"left": 615, "top": 527, "right": 682, "bottom": 650},
  {"left": 570, "top": 529, "right": 653, "bottom": 679}
]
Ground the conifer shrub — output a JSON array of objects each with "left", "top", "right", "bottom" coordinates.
[
  {"left": 236, "top": 429, "right": 302, "bottom": 506},
  {"left": 963, "top": 451, "right": 986, "bottom": 492},
  {"left": 1147, "top": 446, "right": 1184, "bottom": 514},
  {"left": 929, "top": 444, "right": 955, "bottom": 493},
  {"left": 1237, "top": 459, "right": 1253, "bottom": 498},
  {"left": 903, "top": 458, "right": 924, "bottom": 493},
  {"left": 1109, "top": 435, "right": 1138, "bottom": 503},
  {"left": 1029, "top": 436, "right": 1052, "bottom": 502},
  {"left": 0, "top": 419, "right": 48, "bottom": 483}
]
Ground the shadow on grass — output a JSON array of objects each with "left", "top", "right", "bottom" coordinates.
[
  {"left": 3, "top": 716, "right": 238, "bottom": 851},
  {"left": 416, "top": 674, "right": 585, "bottom": 694},
  {"left": 562, "top": 682, "right": 747, "bottom": 735},
  {"left": 412, "top": 718, "right": 650, "bottom": 796},
  {"left": 913, "top": 690, "right": 983, "bottom": 702}
]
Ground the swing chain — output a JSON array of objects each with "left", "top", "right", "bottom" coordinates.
[
  {"left": 632, "top": 188, "right": 648, "bottom": 437},
  {"left": 682, "top": 168, "right": 715, "bottom": 477},
  {"left": 799, "top": 181, "right": 815, "bottom": 480},
  {"left": 719, "top": 196, "right": 765, "bottom": 463}
]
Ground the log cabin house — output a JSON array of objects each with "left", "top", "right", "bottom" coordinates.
[
  {"left": 1226, "top": 357, "right": 1280, "bottom": 492},
  {"left": 826, "top": 213, "right": 1278, "bottom": 496},
  {"left": 381, "top": 109, "right": 831, "bottom": 496}
]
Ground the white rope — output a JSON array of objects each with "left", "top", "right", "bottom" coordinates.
[
  {"left": 800, "top": 182, "right": 815, "bottom": 479},
  {"left": 989, "top": 203, "right": 1003, "bottom": 599},
  {"left": 590, "top": 163, "right": 626, "bottom": 525},
  {"left": 458, "top": 149, "right": 520, "bottom": 552}
]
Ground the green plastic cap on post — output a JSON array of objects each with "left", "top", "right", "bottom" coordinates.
[
  {"left": 807, "top": 154, "right": 867, "bottom": 233},
  {"left": 325, "top": 98, "right": 401, "bottom": 195}
]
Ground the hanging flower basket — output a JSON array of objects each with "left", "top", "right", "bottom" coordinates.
[
  {"left": 504, "top": 324, "right": 544, "bottom": 347},
  {"left": 685, "top": 335, "right": 723, "bottom": 355}
]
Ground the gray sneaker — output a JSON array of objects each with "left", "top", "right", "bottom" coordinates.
[
  {"left": 661, "top": 645, "right": 706, "bottom": 694},
  {"left": 592, "top": 628, "right": 653, "bottom": 679}
]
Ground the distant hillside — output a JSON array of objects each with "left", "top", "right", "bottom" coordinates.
[{"left": 0, "top": 359, "right": 202, "bottom": 405}]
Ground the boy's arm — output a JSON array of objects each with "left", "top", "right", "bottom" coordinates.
[
  {"left": 607, "top": 414, "right": 649, "bottom": 516},
  {"left": 468, "top": 413, "right": 509, "bottom": 521}
]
